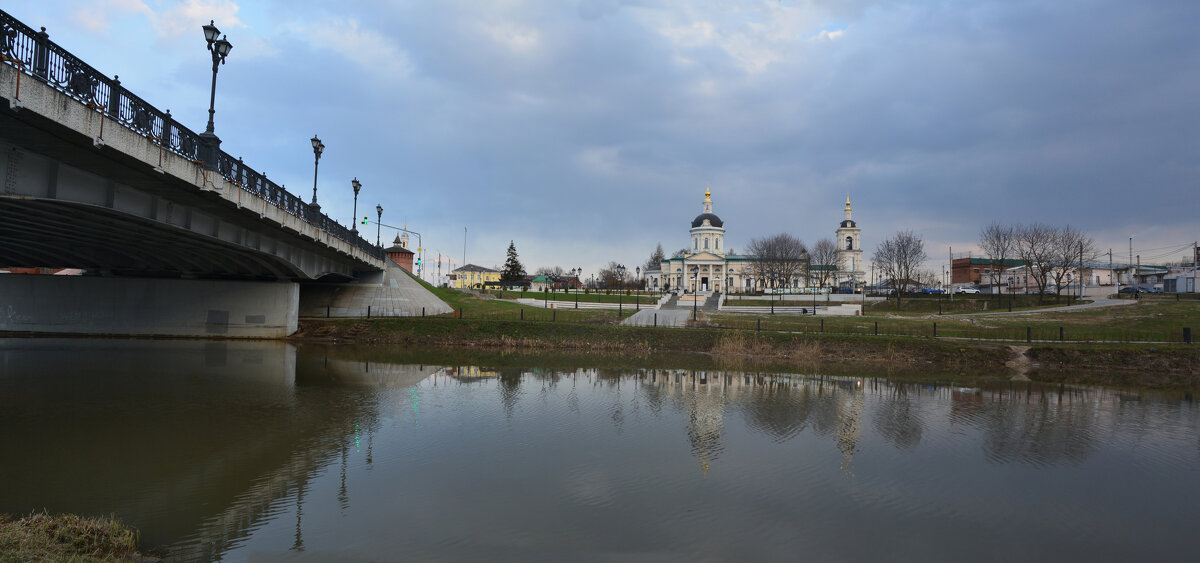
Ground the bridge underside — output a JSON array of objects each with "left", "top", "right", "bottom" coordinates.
[{"left": 0, "top": 198, "right": 308, "bottom": 279}]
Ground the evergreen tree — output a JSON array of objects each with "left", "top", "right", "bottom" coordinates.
[
  {"left": 501, "top": 241, "right": 525, "bottom": 283},
  {"left": 644, "top": 243, "right": 666, "bottom": 271}
]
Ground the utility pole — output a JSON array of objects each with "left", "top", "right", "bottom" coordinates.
[
  {"left": 1110, "top": 249, "right": 1117, "bottom": 293},
  {"left": 1129, "top": 236, "right": 1135, "bottom": 289},
  {"left": 1080, "top": 241, "right": 1089, "bottom": 302},
  {"left": 948, "top": 245, "right": 953, "bottom": 300}
]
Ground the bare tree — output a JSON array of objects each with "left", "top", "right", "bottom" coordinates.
[
  {"left": 644, "top": 243, "right": 666, "bottom": 271},
  {"left": 534, "top": 266, "right": 564, "bottom": 277},
  {"left": 672, "top": 248, "right": 689, "bottom": 258},
  {"left": 809, "top": 238, "right": 838, "bottom": 290},
  {"left": 747, "top": 233, "right": 808, "bottom": 294},
  {"left": 1048, "top": 225, "right": 1096, "bottom": 300},
  {"left": 872, "top": 230, "right": 927, "bottom": 305},
  {"left": 979, "top": 221, "right": 1016, "bottom": 297},
  {"left": 1015, "top": 222, "right": 1057, "bottom": 301}
]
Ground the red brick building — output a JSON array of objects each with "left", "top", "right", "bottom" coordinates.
[
  {"left": 952, "top": 257, "right": 1023, "bottom": 285},
  {"left": 384, "top": 235, "right": 414, "bottom": 273}
]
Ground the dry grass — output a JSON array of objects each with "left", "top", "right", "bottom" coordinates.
[{"left": 0, "top": 511, "right": 144, "bottom": 562}]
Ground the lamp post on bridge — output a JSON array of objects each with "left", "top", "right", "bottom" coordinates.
[
  {"left": 375, "top": 204, "right": 383, "bottom": 247},
  {"left": 310, "top": 135, "right": 325, "bottom": 212},
  {"left": 198, "top": 21, "right": 232, "bottom": 171},
  {"left": 350, "top": 177, "right": 361, "bottom": 234}
]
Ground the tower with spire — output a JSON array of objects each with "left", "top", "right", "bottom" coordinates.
[{"left": 835, "top": 195, "right": 864, "bottom": 288}]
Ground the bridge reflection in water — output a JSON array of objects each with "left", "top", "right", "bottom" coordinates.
[{"left": 1, "top": 340, "right": 1196, "bottom": 561}]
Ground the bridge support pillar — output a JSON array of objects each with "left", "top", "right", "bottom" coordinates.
[{"left": 0, "top": 275, "right": 298, "bottom": 338}]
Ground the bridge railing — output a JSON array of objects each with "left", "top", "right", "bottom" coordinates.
[{"left": 0, "top": 9, "right": 384, "bottom": 261}]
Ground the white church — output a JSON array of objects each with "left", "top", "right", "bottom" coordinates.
[{"left": 645, "top": 188, "right": 864, "bottom": 293}]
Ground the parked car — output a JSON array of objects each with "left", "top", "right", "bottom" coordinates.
[
  {"left": 955, "top": 287, "right": 981, "bottom": 294},
  {"left": 1117, "top": 286, "right": 1140, "bottom": 294},
  {"left": 921, "top": 288, "right": 946, "bottom": 294}
]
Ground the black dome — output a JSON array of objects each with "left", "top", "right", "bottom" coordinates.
[
  {"left": 840, "top": 219, "right": 857, "bottom": 228},
  {"left": 692, "top": 213, "right": 724, "bottom": 228}
]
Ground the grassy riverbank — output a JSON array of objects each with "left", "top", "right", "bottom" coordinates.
[
  {"left": 0, "top": 511, "right": 153, "bottom": 562},
  {"left": 294, "top": 316, "right": 1200, "bottom": 389}
]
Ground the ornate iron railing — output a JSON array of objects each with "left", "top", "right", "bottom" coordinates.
[{"left": 0, "top": 9, "right": 384, "bottom": 261}]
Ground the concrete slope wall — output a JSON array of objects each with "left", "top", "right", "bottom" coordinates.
[
  {"left": 299, "top": 263, "right": 453, "bottom": 318},
  {"left": 0, "top": 275, "right": 298, "bottom": 337}
]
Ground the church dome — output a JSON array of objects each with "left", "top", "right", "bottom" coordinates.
[{"left": 692, "top": 213, "right": 724, "bottom": 228}]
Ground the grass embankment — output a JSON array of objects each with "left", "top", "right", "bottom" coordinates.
[
  {"left": 0, "top": 511, "right": 151, "bottom": 562},
  {"left": 413, "top": 279, "right": 639, "bottom": 323},
  {"left": 297, "top": 316, "right": 1011, "bottom": 372}
]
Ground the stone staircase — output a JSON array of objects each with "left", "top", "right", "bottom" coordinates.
[
  {"left": 702, "top": 291, "right": 722, "bottom": 311},
  {"left": 660, "top": 293, "right": 682, "bottom": 309}
]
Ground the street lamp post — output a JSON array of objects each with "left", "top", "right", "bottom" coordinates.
[
  {"left": 350, "top": 177, "right": 361, "bottom": 234},
  {"left": 691, "top": 266, "right": 699, "bottom": 319},
  {"left": 375, "top": 204, "right": 382, "bottom": 247},
  {"left": 310, "top": 135, "right": 325, "bottom": 211},
  {"left": 198, "top": 21, "right": 232, "bottom": 171}
]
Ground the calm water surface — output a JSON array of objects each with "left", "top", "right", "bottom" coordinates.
[{"left": 2, "top": 338, "right": 1198, "bottom": 561}]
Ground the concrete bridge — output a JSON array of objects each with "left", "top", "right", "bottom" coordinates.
[{"left": 0, "top": 10, "right": 449, "bottom": 336}]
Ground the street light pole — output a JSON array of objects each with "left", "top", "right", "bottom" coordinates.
[
  {"left": 199, "top": 21, "right": 232, "bottom": 171},
  {"left": 375, "top": 204, "right": 382, "bottom": 247},
  {"left": 310, "top": 135, "right": 325, "bottom": 211},
  {"left": 350, "top": 177, "right": 361, "bottom": 234}
]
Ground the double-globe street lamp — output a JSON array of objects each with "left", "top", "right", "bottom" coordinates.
[
  {"left": 199, "top": 21, "right": 232, "bottom": 170},
  {"left": 310, "top": 135, "right": 325, "bottom": 212}
]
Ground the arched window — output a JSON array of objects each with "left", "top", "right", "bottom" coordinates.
[
  {"left": 846, "top": 236, "right": 853, "bottom": 250},
  {"left": 694, "top": 238, "right": 698, "bottom": 250},
  {"left": 704, "top": 238, "right": 709, "bottom": 249},
  {"left": 716, "top": 238, "right": 720, "bottom": 249}
]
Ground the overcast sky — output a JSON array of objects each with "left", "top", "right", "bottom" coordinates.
[{"left": 8, "top": 0, "right": 1198, "bottom": 278}]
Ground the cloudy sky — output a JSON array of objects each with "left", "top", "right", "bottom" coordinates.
[{"left": 8, "top": 0, "right": 1198, "bottom": 279}]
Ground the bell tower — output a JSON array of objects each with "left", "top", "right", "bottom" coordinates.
[{"left": 835, "top": 195, "right": 863, "bottom": 287}]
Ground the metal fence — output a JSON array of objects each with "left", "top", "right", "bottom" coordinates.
[{"left": 0, "top": 9, "right": 383, "bottom": 260}]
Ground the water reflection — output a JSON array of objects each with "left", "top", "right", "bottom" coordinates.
[{"left": 1, "top": 340, "right": 1198, "bottom": 561}]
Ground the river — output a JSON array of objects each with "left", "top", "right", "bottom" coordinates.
[{"left": 1, "top": 338, "right": 1197, "bottom": 561}]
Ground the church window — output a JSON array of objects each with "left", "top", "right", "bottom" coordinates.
[
  {"left": 716, "top": 238, "right": 720, "bottom": 249},
  {"left": 704, "top": 238, "right": 709, "bottom": 249},
  {"left": 846, "top": 236, "right": 853, "bottom": 250},
  {"left": 694, "top": 238, "right": 698, "bottom": 250}
]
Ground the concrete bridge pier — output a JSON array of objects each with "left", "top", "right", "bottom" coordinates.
[{"left": 0, "top": 274, "right": 298, "bottom": 338}]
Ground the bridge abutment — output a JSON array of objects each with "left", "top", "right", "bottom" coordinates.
[{"left": 0, "top": 275, "right": 298, "bottom": 338}]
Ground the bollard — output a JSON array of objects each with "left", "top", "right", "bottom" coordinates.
[
  {"left": 1059, "top": 326, "right": 1064, "bottom": 341},
  {"left": 367, "top": 305, "right": 371, "bottom": 318},
  {"left": 933, "top": 322, "right": 937, "bottom": 337},
  {"left": 1027, "top": 326, "right": 1031, "bottom": 343},
  {"left": 874, "top": 321, "right": 878, "bottom": 336},
  {"left": 553, "top": 310, "right": 556, "bottom": 322},
  {"left": 422, "top": 307, "right": 425, "bottom": 318},
  {"left": 326, "top": 305, "right": 330, "bottom": 318},
  {"left": 771, "top": 301, "right": 774, "bottom": 315},
  {"left": 1185, "top": 327, "right": 1192, "bottom": 344},
  {"left": 654, "top": 313, "right": 657, "bottom": 327},
  {"left": 520, "top": 309, "right": 524, "bottom": 321},
  {"left": 820, "top": 318, "right": 824, "bottom": 332}
]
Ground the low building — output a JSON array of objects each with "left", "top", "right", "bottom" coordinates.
[
  {"left": 1164, "top": 267, "right": 1198, "bottom": 293},
  {"left": 449, "top": 264, "right": 501, "bottom": 289},
  {"left": 951, "top": 257, "right": 1023, "bottom": 285}
]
